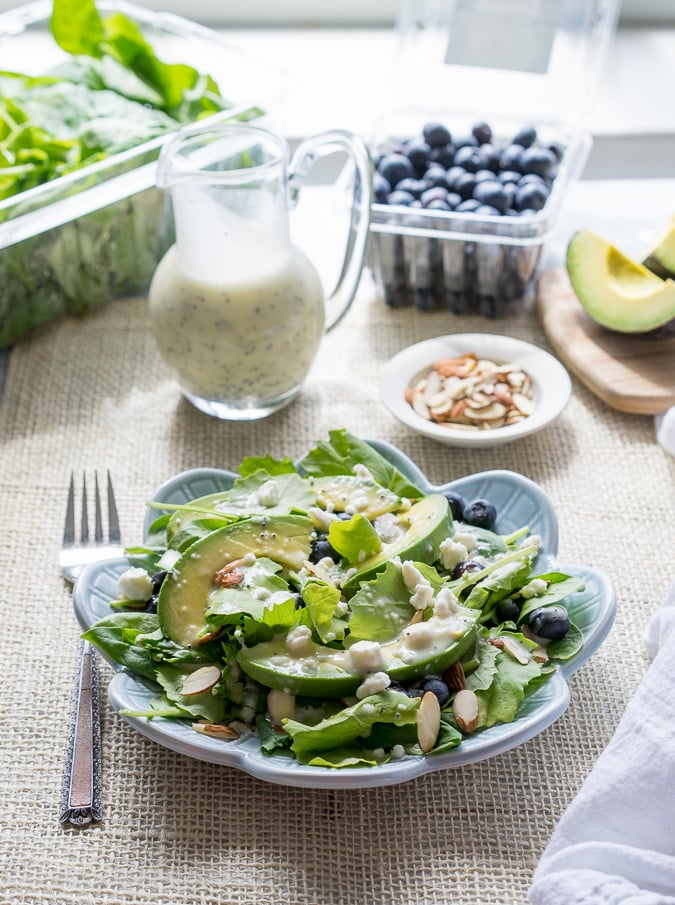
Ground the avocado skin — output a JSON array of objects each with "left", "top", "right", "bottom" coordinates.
[
  {"left": 643, "top": 217, "right": 675, "bottom": 281},
  {"left": 341, "top": 493, "right": 453, "bottom": 590},
  {"left": 158, "top": 515, "right": 313, "bottom": 647},
  {"left": 566, "top": 229, "right": 675, "bottom": 334},
  {"left": 237, "top": 621, "right": 479, "bottom": 698}
]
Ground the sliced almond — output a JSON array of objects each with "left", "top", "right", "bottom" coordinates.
[
  {"left": 464, "top": 402, "right": 507, "bottom": 421},
  {"left": 192, "top": 722, "right": 239, "bottom": 740},
  {"left": 180, "top": 665, "right": 222, "bottom": 697},
  {"left": 267, "top": 688, "right": 296, "bottom": 727},
  {"left": 214, "top": 568, "right": 245, "bottom": 588},
  {"left": 443, "top": 660, "right": 466, "bottom": 692},
  {"left": 500, "top": 635, "right": 531, "bottom": 665},
  {"left": 452, "top": 688, "right": 479, "bottom": 732},
  {"left": 513, "top": 392, "right": 535, "bottom": 416},
  {"left": 412, "top": 392, "right": 432, "bottom": 420},
  {"left": 416, "top": 690, "right": 442, "bottom": 753},
  {"left": 423, "top": 369, "right": 443, "bottom": 401}
]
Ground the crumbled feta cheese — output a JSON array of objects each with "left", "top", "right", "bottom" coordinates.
[
  {"left": 118, "top": 567, "right": 153, "bottom": 601},
  {"left": 252, "top": 587, "right": 270, "bottom": 601},
  {"left": 391, "top": 744, "right": 406, "bottom": 759},
  {"left": 439, "top": 538, "right": 469, "bottom": 571},
  {"left": 520, "top": 578, "right": 548, "bottom": 599},
  {"left": 348, "top": 640, "right": 385, "bottom": 673},
  {"left": 410, "top": 582, "right": 434, "bottom": 611},
  {"left": 526, "top": 534, "right": 543, "bottom": 550},
  {"left": 242, "top": 552, "right": 257, "bottom": 566},
  {"left": 452, "top": 532, "right": 477, "bottom": 552},
  {"left": 285, "top": 625, "right": 314, "bottom": 656},
  {"left": 373, "top": 512, "right": 405, "bottom": 544},
  {"left": 335, "top": 600, "right": 349, "bottom": 616},
  {"left": 356, "top": 671, "right": 391, "bottom": 699},
  {"left": 402, "top": 561, "right": 426, "bottom": 590},
  {"left": 255, "top": 479, "right": 280, "bottom": 508},
  {"left": 353, "top": 464, "right": 375, "bottom": 482},
  {"left": 308, "top": 506, "right": 340, "bottom": 532},
  {"left": 433, "top": 587, "right": 460, "bottom": 618}
]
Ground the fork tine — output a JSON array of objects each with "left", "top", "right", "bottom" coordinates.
[
  {"left": 63, "top": 473, "right": 75, "bottom": 547},
  {"left": 80, "top": 474, "right": 89, "bottom": 545},
  {"left": 106, "top": 470, "right": 121, "bottom": 544},
  {"left": 93, "top": 472, "right": 103, "bottom": 544}
]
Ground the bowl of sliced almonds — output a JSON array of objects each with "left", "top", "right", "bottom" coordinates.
[{"left": 380, "top": 334, "right": 571, "bottom": 448}]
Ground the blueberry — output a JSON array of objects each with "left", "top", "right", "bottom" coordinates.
[
  {"left": 445, "top": 192, "right": 462, "bottom": 210},
  {"left": 421, "top": 677, "right": 450, "bottom": 707},
  {"left": 425, "top": 198, "right": 451, "bottom": 211},
  {"left": 514, "top": 182, "right": 549, "bottom": 212},
  {"left": 455, "top": 172, "right": 477, "bottom": 199},
  {"left": 378, "top": 153, "right": 414, "bottom": 188},
  {"left": 444, "top": 490, "right": 467, "bottom": 519},
  {"left": 482, "top": 144, "right": 501, "bottom": 172},
  {"left": 518, "top": 173, "right": 550, "bottom": 188},
  {"left": 512, "top": 125, "right": 537, "bottom": 148},
  {"left": 463, "top": 499, "right": 497, "bottom": 529},
  {"left": 499, "top": 170, "right": 521, "bottom": 185},
  {"left": 496, "top": 597, "right": 521, "bottom": 623},
  {"left": 453, "top": 146, "right": 488, "bottom": 173},
  {"left": 546, "top": 141, "right": 565, "bottom": 162},
  {"left": 387, "top": 189, "right": 416, "bottom": 206},
  {"left": 528, "top": 605, "right": 570, "bottom": 641},
  {"left": 455, "top": 198, "right": 481, "bottom": 212},
  {"left": 499, "top": 144, "right": 524, "bottom": 172},
  {"left": 420, "top": 186, "right": 449, "bottom": 207},
  {"left": 472, "top": 121, "right": 492, "bottom": 144},
  {"left": 422, "top": 164, "right": 447, "bottom": 186},
  {"left": 293, "top": 592, "right": 306, "bottom": 609},
  {"left": 474, "top": 204, "right": 501, "bottom": 216},
  {"left": 445, "top": 165, "right": 466, "bottom": 192},
  {"left": 422, "top": 122, "right": 452, "bottom": 148},
  {"left": 453, "top": 135, "right": 479, "bottom": 150},
  {"left": 451, "top": 559, "right": 484, "bottom": 580},
  {"left": 373, "top": 171, "right": 392, "bottom": 202},
  {"left": 309, "top": 538, "right": 341, "bottom": 564},
  {"left": 429, "top": 144, "right": 456, "bottom": 168},
  {"left": 145, "top": 595, "right": 158, "bottom": 614},
  {"left": 396, "top": 177, "right": 427, "bottom": 198},
  {"left": 474, "top": 169, "right": 496, "bottom": 184},
  {"left": 405, "top": 140, "right": 432, "bottom": 173},
  {"left": 518, "top": 146, "right": 556, "bottom": 179},
  {"left": 151, "top": 570, "right": 169, "bottom": 594},
  {"left": 473, "top": 179, "right": 509, "bottom": 213}
]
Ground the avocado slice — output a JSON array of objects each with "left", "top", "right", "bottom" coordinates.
[
  {"left": 311, "top": 474, "right": 400, "bottom": 519},
  {"left": 566, "top": 229, "right": 675, "bottom": 333},
  {"left": 158, "top": 515, "right": 313, "bottom": 647},
  {"left": 237, "top": 614, "right": 479, "bottom": 697},
  {"left": 643, "top": 216, "right": 675, "bottom": 280},
  {"left": 341, "top": 493, "right": 452, "bottom": 590}
]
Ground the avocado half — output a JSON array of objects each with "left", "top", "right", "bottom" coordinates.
[
  {"left": 643, "top": 216, "right": 675, "bottom": 280},
  {"left": 566, "top": 229, "right": 675, "bottom": 333}
]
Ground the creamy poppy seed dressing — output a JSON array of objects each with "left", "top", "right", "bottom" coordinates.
[{"left": 148, "top": 244, "right": 325, "bottom": 405}]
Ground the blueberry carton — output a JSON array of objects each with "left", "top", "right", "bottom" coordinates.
[{"left": 367, "top": 0, "right": 619, "bottom": 317}]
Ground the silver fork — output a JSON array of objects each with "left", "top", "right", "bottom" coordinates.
[{"left": 59, "top": 471, "right": 124, "bottom": 827}]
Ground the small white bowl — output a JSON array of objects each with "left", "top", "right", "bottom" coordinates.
[{"left": 380, "top": 333, "right": 571, "bottom": 448}]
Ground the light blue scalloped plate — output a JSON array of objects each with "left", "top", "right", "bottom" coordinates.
[{"left": 73, "top": 440, "right": 616, "bottom": 789}]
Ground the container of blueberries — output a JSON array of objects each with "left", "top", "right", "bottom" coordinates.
[{"left": 367, "top": 0, "right": 619, "bottom": 317}]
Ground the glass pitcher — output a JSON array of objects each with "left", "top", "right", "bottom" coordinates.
[{"left": 147, "top": 121, "right": 372, "bottom": 420}]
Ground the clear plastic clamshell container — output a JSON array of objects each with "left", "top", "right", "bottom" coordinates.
[
  {"left": 368, "top": 0, "right": 620, "bottom": 317},
  {"left": 0, "top": 0, "right": 269, "bottom": 347}
]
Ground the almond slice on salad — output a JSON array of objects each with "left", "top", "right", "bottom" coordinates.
[
  {"left": 267, "top": 688, "right": 296, "bottom": 727},
  {"left": 416, "top": 690, "right": 442, "bottom": 753},
  {"left": 452, "top": 688, "right": 480, "bottom": 732},
  {"left": 192, "top": 722, "right": 239, "bottom": 740},
  {"left": 180, "top": 665, "right": 221, "bottom": 697}
]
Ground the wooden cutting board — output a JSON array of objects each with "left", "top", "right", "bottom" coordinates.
[{"left": 536, "top": 267, "right": 675, "bottom": 415}]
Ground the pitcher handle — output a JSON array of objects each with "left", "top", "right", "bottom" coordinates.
[{"left": 288, "top": 130, "right": 372, "bottom": 333}]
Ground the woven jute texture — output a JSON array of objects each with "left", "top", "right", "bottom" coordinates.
[{"left": 1, "top": 279, "right": 674, "bottom": 905}]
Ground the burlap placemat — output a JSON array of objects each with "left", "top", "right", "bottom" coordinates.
[{"left": 1, "top": 279, "right": 673, "bottom": 905}]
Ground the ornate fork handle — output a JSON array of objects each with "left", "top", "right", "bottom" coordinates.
[{"left": 59, "top": 640, "right": 102, "bottom": 826}]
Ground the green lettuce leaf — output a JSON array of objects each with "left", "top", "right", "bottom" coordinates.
[
  {"left": 301, "top": 578, "right": 348, "bottom": 643},
  {"left": 327, "top": 513, "right": 381, "bottom": 563},
  {"left": 347, "top": 561, "right": 415, "bottom": 643}
]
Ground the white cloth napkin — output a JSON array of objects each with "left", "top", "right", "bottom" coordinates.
[
  {"left": 656, "top": 407, "right": 675, "bottom": 457},
  {"left": 529, "top": 580, "right": 675, "bottom": 905}
]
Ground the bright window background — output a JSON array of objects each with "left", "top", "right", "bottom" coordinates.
[{"left": 0, "top": 0, "right": 673, "bottom": 24}]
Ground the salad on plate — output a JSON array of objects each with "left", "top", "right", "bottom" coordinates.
[{"left": 80, "top": 430, "right": 605, "bottom": 774}]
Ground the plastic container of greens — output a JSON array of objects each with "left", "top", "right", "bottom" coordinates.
[
  {"left": 0, "top": 0, "right": 268, "bottom": 348},
  {"left": 367, "top": 0, "right": 619, "bottom": 317}
]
